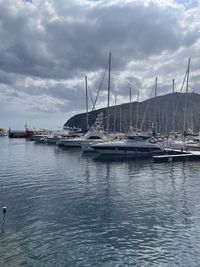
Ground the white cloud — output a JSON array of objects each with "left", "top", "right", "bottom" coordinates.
[{"left": 0, "top": 0, "right": 199, "bottom": 128}]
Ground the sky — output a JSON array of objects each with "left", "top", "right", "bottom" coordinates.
[{"left": 0, "top": 0, "right": 200, "bottom": 129}]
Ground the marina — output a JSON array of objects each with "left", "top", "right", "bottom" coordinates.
[
  {"left": 1, "top": 1, "right": 200, "bottom": 265},
  {"left": 4, "top": 124, "right": 200, "bottom": 162},
  {"left": 1, "top": 136, "right": 200, "bottom": 266}
]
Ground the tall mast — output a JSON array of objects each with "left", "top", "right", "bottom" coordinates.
[
  {"left": 114, "top": 95, "right": 117, "bottom": 133},
  {"left": 154, "top": 77, "right": 158, "bottom": 98},
  {"left": 186, "top": 58, "right": 190, "bottom": 94},
  {"left": 136, "top": 89, "right": 140, "bottom": 132},
  {"left": 119, "top": 106, "right": 122, "bottom": 132},
  {"left": 107, "top": 52, "right": 111, "bottom": 134},
  {"left": 172, "top": 79, "right": 175, "bottom": 132},
  {"left": 154, "top": 77, "right": 158, "bottom": 132},
  {"left": 129, "top": 87, "right": 132, "bottom": 132},
  {"left": 183, "top": 58, "right": 191, "bottom": 132},
  {"left": 172, "top": 79, "right": 175, "bottom": 94},
  {"left": 85, "top": 75, "right": 89, "bottom": 131}
]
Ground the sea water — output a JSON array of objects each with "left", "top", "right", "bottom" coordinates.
[{"left": 0, "top": 137, "right": 200, "bottom": 266}]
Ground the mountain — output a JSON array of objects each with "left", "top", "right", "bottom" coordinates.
[{"left": 64, "top": 92, "right": 200, "bottom": 133}]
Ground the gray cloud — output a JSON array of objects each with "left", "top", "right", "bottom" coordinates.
[
  {"left": 0, "top": 0, "right": 200, "bottom": 128},
  {"left": 0, "top": 71, "right": 17, "bottom": 85},
  {"left": 0, "top": 0, "right": 198, "bottom": 79}
]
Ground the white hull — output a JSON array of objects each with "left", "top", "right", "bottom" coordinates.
[
  {"left": 45, "top": 135, "right": 61, "bottom": 144},
  {"left": 81, "top": 140, "right": 106, "bottom": 152},
  {"left": 30, "top": 134, "right": 49, "bottom": 142},
  {"left": 57, "top": 138, "right": 82, "bottom": 147},
  {"left": 0, "top": 132, "right": 7, "bottom": 136},
  {"left": 92, "top": 141, "right": 162, "bottom": 157}
]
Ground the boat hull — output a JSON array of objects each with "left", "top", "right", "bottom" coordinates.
[
  {"left": 92, "top": 141, "right": 162, "bottom": 157},
  {"left": 57, "top": 138, "right": 82, "bottom": 147},
  {"left": 81, "top": 140, "right": 107, "bottom": 152},
  {"left": 0, "top": 132, "right": 7, "bottom": 137},
  {"left": 8, "top": 130, "right": 35, "bottom": 138}
]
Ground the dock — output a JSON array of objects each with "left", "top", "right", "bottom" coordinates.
[{"left": 153, "top": 150, "right": 200, "bottom": 163}]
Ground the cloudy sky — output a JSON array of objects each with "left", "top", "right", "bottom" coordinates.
[{"left": 0, "top": 0, "right": 200, "bottom": 129}]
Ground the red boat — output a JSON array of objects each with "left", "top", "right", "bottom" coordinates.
[{"left": 8, "top": 128, "right": 35, "bottom": 138}]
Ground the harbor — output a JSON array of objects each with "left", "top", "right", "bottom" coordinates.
[
  {"left": 1, "top": 0, "right": 200, "bottom": 266},
  {"left": 3, "top": 122, "right": 200, "bottom": 163},
  {"left": 1, "top": 136, "right": 200, "bottom": 266}
]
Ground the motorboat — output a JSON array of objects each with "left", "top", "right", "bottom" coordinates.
[
  {"left": 57, "top": 136, "right": 83, "bottom": 147},
  {"left": 58, "top": 113, "right": 107, "bottom": 149},
  {"left": 0, "top": 128, "right": 7, "bottom": 136},
  {"left": 81, "top": 131, "right": 107, "bottom": 152},
  {"left": 58, "top": 131, "right": 107, "bottom": 149},
  {"left": 45, "top": 130, "right": 74, "bottom": 144},
  {"left": 91, "top": 133, "right": 162, "bottom": 158},
  {"left": 56, "top": 130, "right": 83, "bottom": 147},
  {"left": 45, "top": 134, "right": 61, "bottom": 144},
  {"left": 81, "top": 112, "right": 108, "bottom": 152},
  {"left": 29, "top": 129, "right": 53, "bottom": 143}
]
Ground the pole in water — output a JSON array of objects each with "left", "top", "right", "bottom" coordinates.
[
  {"left": 1, "top": 207, "right": 7, "bottom": 233},
  {"left": 1, "top": 185, "right": 7, "bottom": 233}
]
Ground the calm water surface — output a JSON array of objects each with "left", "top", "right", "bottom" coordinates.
[{"left": 0, "top": 137, "right": 200, "bottom": 266}]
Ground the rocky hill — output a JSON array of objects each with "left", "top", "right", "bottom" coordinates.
[{"left": 64, "top": 92, "right": 200, "bottom": 133}]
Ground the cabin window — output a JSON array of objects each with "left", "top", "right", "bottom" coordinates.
[{"left": 88, "top": 136, "right": 102, "bottom": 139}]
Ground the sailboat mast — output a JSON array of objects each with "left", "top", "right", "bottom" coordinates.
[
  {"left": 136, "top": 89, "right": 140, "bottom": 132},
  {"left": 119, "top": 106, "right": 122, "bottom": 132},
  {"left": 107, "top": 52, "right": 111, "bottom": 134},
  {"left": 129, "top": 87, "right": 132, "bottom": 132},
  {"left": 183, "top": 58, "right": 191, "bottom": 132},
  {"left": 154, "top": 77, "right": 158, "bottom": 132},
  {"left": 154, "top": 77, "right": 158, "bottom": 98},
  {"left": 172, "top": 79, "right": 175, "bottom": 132},
  {"left": 114, "top": 95, "right": 117, "bottom": 133},
  {"left": 172, "top": 79, "right": 175, "bottom": 94},
  {"left": 85, "top": 75, "right": 89, "bottom": 131},
  {"left": 186, "top": 58, "right": 190, "bottom": 94}
]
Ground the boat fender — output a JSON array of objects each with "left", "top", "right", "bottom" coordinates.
[{"left": 3, "top": 207, "right": 6, "bottom": 214}]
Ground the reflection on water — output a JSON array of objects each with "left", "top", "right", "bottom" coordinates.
[{"left": 0, "top": 138, "right": 200, "bottom": 266}]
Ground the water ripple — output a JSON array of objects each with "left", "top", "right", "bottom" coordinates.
[{"left": 1, "top": 138, "right": 200, "bottom": 266}]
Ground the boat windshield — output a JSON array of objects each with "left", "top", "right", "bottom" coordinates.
[{"left": 124, "top": 135, "right": 150, "bottom": 141}]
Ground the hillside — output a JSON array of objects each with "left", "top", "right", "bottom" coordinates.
[{"left": 64, "top": 92, "right": 200, "bottom": 133}]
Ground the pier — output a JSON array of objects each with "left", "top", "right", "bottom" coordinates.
[{"left": 153, "top": 150, "right": 200, "bottom": 163}]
